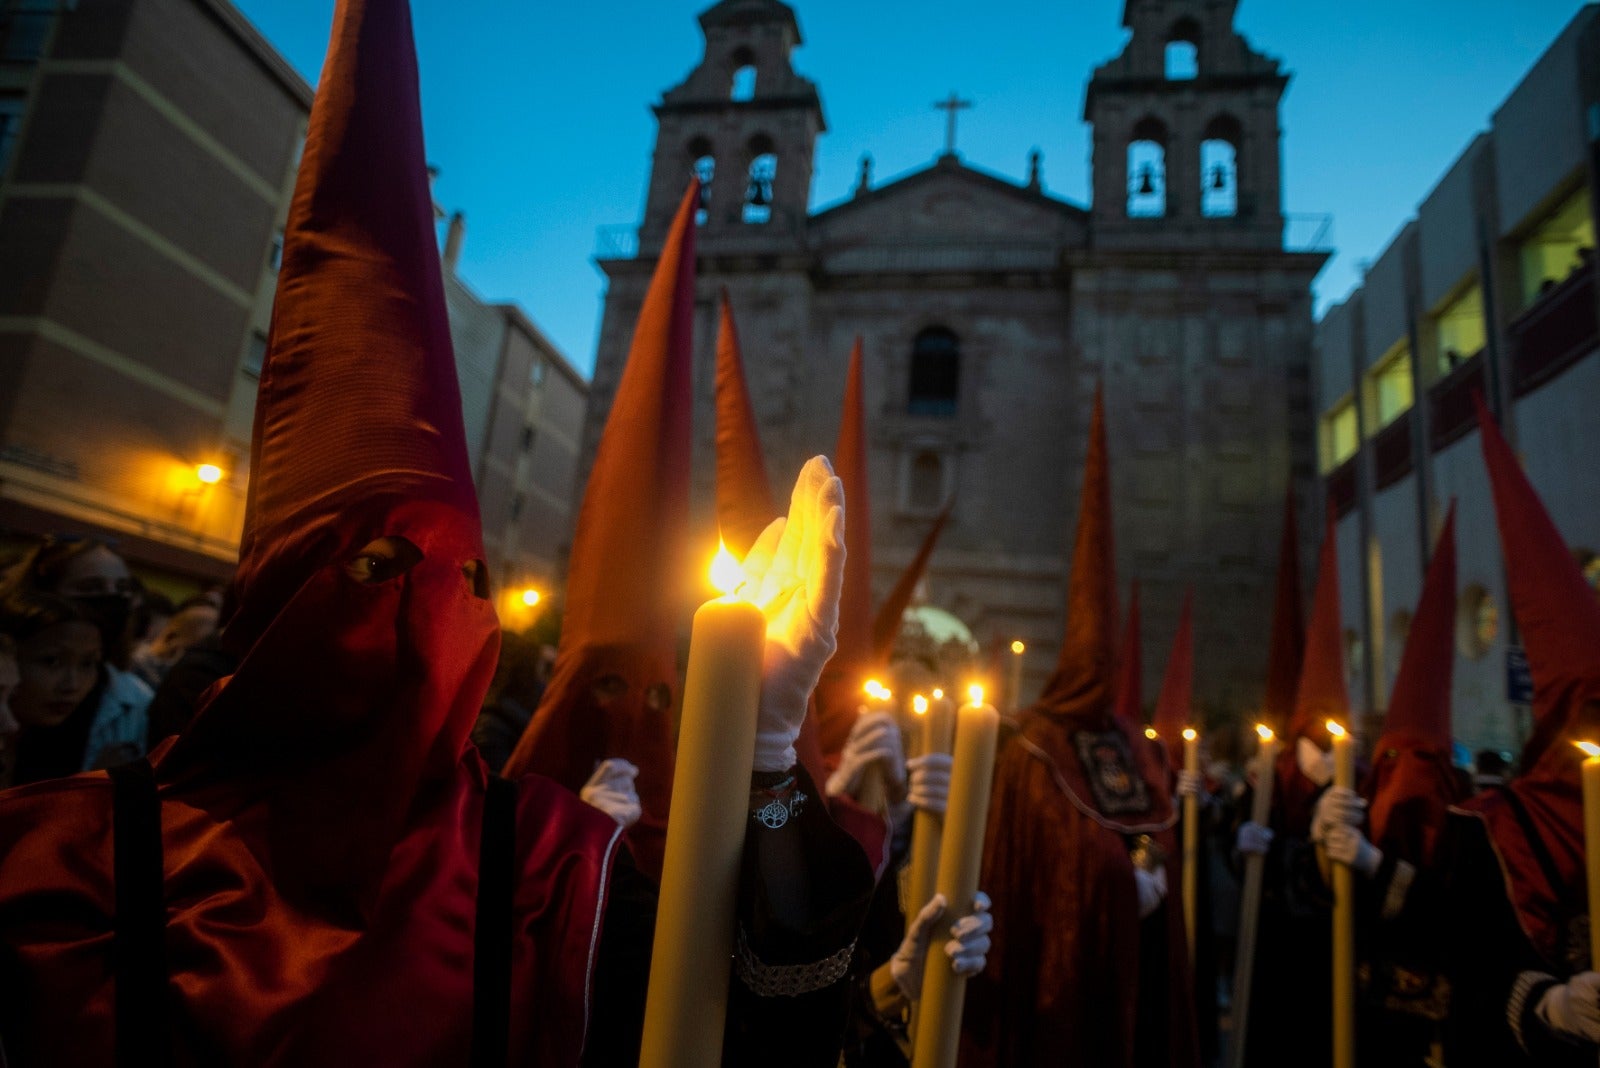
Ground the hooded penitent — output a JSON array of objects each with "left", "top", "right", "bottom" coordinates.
[
  {"left": 1113, "top": 581, "right": 1143, "bottom": 727},
  {"left": 500, "top": 181, "right": 701, "bottom": 878},
  {"left": 714, "top": 290, "right": 777, "bottom": 558},
  {"left": 0, "top": 4, "right": 620, "bottom": 1063},
  {"left": 962, "top": 386, "right": 1198, "bottom": 1068},
  {"left": 1273, "top": 511, "right": 1349, "bottom": 838},
  {"left": 1264, "top": 485, "right": 1306, "bottom": 731},
  {"left": 1455, "top": 398, "right": 1600, "bottom": 962},
  {"left": 869, "top": 503, "right": 952, "bottom": 665},
  {"left": 1153, "top": 590, "right": 1195, "bottom": 771},
  {"left": 1365, "top": 505, "right": 1465, "bottom": 867},
  {"left": 815, "top": 338, "right": 874, "bottom": 757}
]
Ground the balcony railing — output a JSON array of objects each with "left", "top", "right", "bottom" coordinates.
[
  {"left": 1372, "top": 415, "right": 1413, "bottom": 490},
  {"left": 1326, "top": 455, "right": 1358, "bottom": 518},
  {"left": 1510, "top": 260, "right": 1597, "bottom": 397},
  {"left": 1428, "top": 350, "right": 1485, "bottom": 452}
]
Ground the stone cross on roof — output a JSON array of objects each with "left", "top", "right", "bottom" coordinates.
[{"left": 933, "top": 91, "right": 972, "bottom": 157}]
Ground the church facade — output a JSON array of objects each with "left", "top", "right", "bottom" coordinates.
[{"left": 585, "top": 0, "right": 1327, "bottom": 716}]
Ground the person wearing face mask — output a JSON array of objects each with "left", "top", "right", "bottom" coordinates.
[
  {"left": 1232, "top": 513, "right": 1350, "bottom": 1068},
  {"left": 10, "top": 536, "right": 153, "bottom": 770},
  {"left": 0, "top": 591, "right": 104, "bottom": 787},
  {"left": 0, "top": 4, "right": 889, "bottom": 1064}
]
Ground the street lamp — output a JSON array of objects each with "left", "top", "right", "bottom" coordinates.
[{"left": 195, "top": 463, "right": 223, "bottom": 485}]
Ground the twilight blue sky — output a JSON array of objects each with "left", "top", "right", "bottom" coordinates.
[{"left": 231, "top": 1, "right": 1592, "bottom": 376}]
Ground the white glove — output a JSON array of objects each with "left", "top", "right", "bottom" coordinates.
[
  {"left": 579, "top": 758, "right": 642, "bottom": 827},
  {"left": 906, "top": 752, "right": 953, "bottom": 815},
  {"left": 891, "top": 892, "right": 994, "bottom": 1001},
  {"left": 1311, "top": 785, "right": 1367, "bottom": 843},
  {"left": 825, "top": 712, "right": 907, "bottom": 799},
  {"left": 743, "top": 457, "right": 847, "bottom": 773},
  {"left": 1237, "top": 821, "right": 1274, "bottom": 856},
  {"left": 1535, "top": 972, "right": 1600, "bottom": 1045},
  {"left": 1324, "top": 823, "right": 1382, "bottom": 876},
  {"left": 1176, "top": 769, "right": 1203, "bottom": 800},
  {"left": 1135, "top": 866, "right": 1168, "bottom": 919},
  {"left": 1297, "top": 736, "right": 1334, "bottom": 787}
]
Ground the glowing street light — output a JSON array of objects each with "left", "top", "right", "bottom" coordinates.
[{"left": 195, "top": 463, "right": 223, "bottom": 485}]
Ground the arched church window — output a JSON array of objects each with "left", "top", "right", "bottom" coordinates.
[
  {"left": 743, "top": 136, "right": 776, "bottom": 224},
  {"left": 689, "top": 137, "right": 715, "bottom": 226},
  {"left": 1126, "top": 117, "right": 1167, "bottom": 218},
  {"left": 908, "top": 327, "right": 960, "bottom": 417},
  {"left": 1164, "top": 20, "right": 1200, "bottom": 80},
  {"left": 1201, "top": 115, "right": 1242, "bottom": 218},
  {"left": 731, "top": 64, "right": 757, "bottom": 102},
  {"left": 909, "top": 452, "right": 944, "bottom": 512}
]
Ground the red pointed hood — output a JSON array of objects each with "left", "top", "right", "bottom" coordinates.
[
  {"left": 870, "top": 504, "right": 952, "bottom": 664},
  {"left": 502, "top": 181, "right": 700, "bottom": 877},
  {"left": 1113, "top": 582, "right": 1143, "bottom": 726},
  {"left": 1035, "top": 386, "right": 1117, "bottom": 725},
  {"left": 1367, "top": 505, "right": 1465, "bottom": 864},
  {"left": 714, "top": 291, "right": 777, "bottom": 557},
  {"left": 1455, "top": 398, "right": 1600, "bottom": 962},
  {"left": 816, "top": 338, "right": 873, "bottom": 755},
  {"left": 159, "top": 0, "right": 499, "bottom": 917},
  {"left": 1153, "top": 590, "right": 1195, "bottom": 765},
  {"left": 1263, "top": 485, "right": 1306, "bottom": 732}
]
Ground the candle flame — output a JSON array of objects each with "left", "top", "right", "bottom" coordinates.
[
  {"left": 1256, "top": 724, "right": 1275, "bottom": 742},
  {"left": 1011, "top": 640, "right": 1025, "bottom": 655},
  {"left": 1576, "top": 741, "right": 1600, "bottom": 758},
  {"left": 968, "top": 683, "right": 985, "bottom": 706},
  {"left": 1326, "top": 719, "right": 1348, "bottom": 739},
  {"left": 1182, "top": 727, "right": 1198, "bottom": 742},
  {"left": 912, "top": 694, "right": 929, "bottom": 715},
  {"left": 863, "top": 679, "right": 892, "bottom": 702},
  {"left": 1144, "top": 727, "right": 1158, "bottom": 740},
  {"left": 932, "top": 688, "right": 944, "bottom": 699},
  {"left": 709, "top": 541, "right": 746, "bottom": 598}
]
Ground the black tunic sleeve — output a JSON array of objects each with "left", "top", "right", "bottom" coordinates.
[{"left": 581, "top": 764, "right": 875, "bottom": 1068}]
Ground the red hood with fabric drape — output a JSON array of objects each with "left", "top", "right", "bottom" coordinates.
[
  {"left": 1456, "top": 398, "right": 1600, "bottom": 963},
  {"left": 500, "top": 182, "right": 701, "bottom": 878},
  {"left": 0, "top": 4, "right": 619, "bottom": 1063},
  {"left": 714, "top": 291, "right": 777, "bottom": 558},
  {"left": 1263, "top": 485, "right": 1306, "bottom": 732},
  {"left": 1365, "top": 505, "right": 1465, "bottom": 867}
]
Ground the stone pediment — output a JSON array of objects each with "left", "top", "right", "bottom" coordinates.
[{"left": 809, "top": 158, "right": 1088, "bottom": 255}]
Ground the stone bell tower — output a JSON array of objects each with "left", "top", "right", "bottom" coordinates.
[
  {"left": 1084, "top": 0, "right": 1288, "bottom": 249},
  {"left": 637, "top": 0, "right": 825, "bottom": 251}
]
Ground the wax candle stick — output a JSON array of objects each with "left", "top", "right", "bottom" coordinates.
[
  {"left": 1181, "top": 726, "right": 1201, "bottom": 965},
  {"left": 1228, "top": 724, "right": 1278, "bottom": 1068},
  {"left": 908, "top": 692, "right": 956, "bottom": 932},
  {"left": 857, "top": 679, "right": 895, "bottom": 815},
  {"left": 1328, "top": 719, "right": 1355, "bottom": 1068},
  {"left": 639, "top": 545, "right": 766, "bottom": 1068},
  {"left": 911, "top": 686, "right": 1000, "bottom": 1068},
  {"left": 1578, "top": 742, "right": 1600, "bottom": 969}
]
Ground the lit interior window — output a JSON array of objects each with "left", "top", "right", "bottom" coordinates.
[
  {"left": 1517, "top": 187, "right": 1595, "bottom": 309},
  {"left": 1365, "top": 341, "right": 1413, "bottom": 431},
  {"left": 1433, "top": 282, "right": 1486, "bottom": 375},
  {"left": 1320, "top": 397, "right": 1358, "bottom": 472}
]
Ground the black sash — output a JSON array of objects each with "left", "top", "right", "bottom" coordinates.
[{"left": 108, "top": 764, "right": 519, "bottom": 1067}]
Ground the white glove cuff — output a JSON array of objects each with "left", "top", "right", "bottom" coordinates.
[
  {"left": 1515, "top": 971, "right": 1559, "bottom": 1053},
  {"left": 752, "top": 729, "right": 798, "bottom": 774}
]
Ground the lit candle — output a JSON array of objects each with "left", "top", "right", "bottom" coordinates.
[
  {"left": 1228, "top": 724, "right": 1279, "bottom": 1068},
  {"left": 1327, "top": 719, "right": 1355, "bottom": 1068},
  {"left": 639, "top": 543, "right": 766, "bottom": 1068},
  {"left": 911, "top": 685, "right": 1000, "bottom": 1068},
  {"left": 1577, "top": 741, "right": 1600, "bottom": 969},
  {"left": 1009, "top": 640, "right": 1025, "bottom": 713},
  {"left": 1181, "top": 726, "right": 1201, "bottom": 965},
  {"left": 857, "top": 678, "right": 895, "bottom": 815},
  {"left": 907, "top": 691, "right": 956, "bottom": 934}
]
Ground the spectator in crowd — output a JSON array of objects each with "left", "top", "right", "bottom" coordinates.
[
  {"left": 132, "top": 593, "right": 222, "bottom": 689},
  {"left": 0, "top": 591, "right": 103, "bottom": 786}
]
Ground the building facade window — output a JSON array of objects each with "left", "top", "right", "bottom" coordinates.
[
  {"left": 689, "top": 138, "right": 715, "bottom": 226},
  {"left": 1164, "top": 18, "right": 1200, "bottom": 80},
  {"left": 1432, "top": 281, "right": 1486, "bottom": 374},
  {"left": 268, "top": 230, "right": 285, "bottom": 272},
  {"left": 1365, "top": 340, "right": 1413, "bottom": 431},
  {"left": 1319, "top": 396, "right": 1358, "bottom": 472},
  {"left": 520, "top": 426, "right": 535, "bottom": 452},
  {"left": 1517, "top": 186, "right": 1595, "bottom": 309},
  {"left": 730, "top": 62, "right": 756, "bottom": 102},
  {"left": 1200, "top": 115, "right": 1242, "bottom": 218},
  {"left": 908, "top": 327, "right": 960, "bottom": 417},
  {"left": 243, "top": 330, "right": 268, "bottom": 377},
  {"left": 1126, "top": 117, "right": 1168, "bottom": 218},
  {"left": 742, "top": 146, "right": 776, "bottom": 225},
  {"left": 529, "top": 358, "right": 547, "bottom": 387}
]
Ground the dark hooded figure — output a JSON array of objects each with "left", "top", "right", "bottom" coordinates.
[
  {"left": 960, "top": 389, "right": 1199, "bottom": 1068},
  {"left": 1439, "top": 401, "right": 1600, "bottom": 1067},
  {"left": 0, "top": 3, "right": 876, "bottom": 1065}
]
